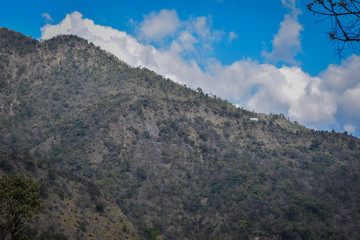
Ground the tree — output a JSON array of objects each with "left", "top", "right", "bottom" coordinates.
[
  {"left": 307, "top": 0, "right": 360, "bottom": 54},
  {"left": 145, "top": 228, "right": 160, "bottom": 240},
  {"left": 0, "top": 175, "right": 44, "bottom": 240}
]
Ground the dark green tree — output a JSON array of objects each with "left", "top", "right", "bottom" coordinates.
[
  {"left": 145, "top": 228, "right": 160, "bottom": 240},
  {"left": 0, "top": 175, "right": 44, "bottom": 240}
]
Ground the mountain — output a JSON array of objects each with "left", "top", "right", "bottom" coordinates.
[{"left": 0, "top": 27, "right": 359, "bottom": 240}]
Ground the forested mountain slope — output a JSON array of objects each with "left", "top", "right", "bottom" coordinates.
[{"left": 0, "top": 27, "right": 359, "bottom": 240}]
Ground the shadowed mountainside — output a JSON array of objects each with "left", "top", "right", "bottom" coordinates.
[{"left": 0, "top": 27, "right": 360, "bottom": 240}]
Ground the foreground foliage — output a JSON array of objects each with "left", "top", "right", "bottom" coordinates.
[{"left": 0, "top": 175, "right": 43, "bottom": 240}]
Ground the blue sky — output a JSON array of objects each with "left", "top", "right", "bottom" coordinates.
[
  {"left": 1, "top": 0, "right": 360, "bottom": 136},
  {"left": 0, "top": 0, "right": 335, "bottom": 74}
]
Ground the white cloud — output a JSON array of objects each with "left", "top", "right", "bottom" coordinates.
[
  {"left": 176, "top": 31, "right": 198, "bottom": 52},
  {"left": 138, "top": 9, "right": 180, "bottom": 42},
  {"left": 321, "top": 55, "right": 360, "bottom": 92},
  {"left": 228, "top": 32, "right": 238, "bottom": 43},
  {"left": 344, "top": 124, "right": 356, "bottom": 134},
  {"left": 338, "top": 85, "right": 360, "bottom": 119},
  {"left": 226, "top": 64, "right": 337, "bottom": 125},
  {"left": 41, "top": 12, "right": 157, "bottom": 67},
  {"left": 288, "top": 91, "right": 337, "bottom": 124},
  {"left": 134, "top": 11, "right": 223, "bottom": 63},
  {"left": 263, "top": 1, "right": 303, "bottom": 65},
  {"left": 188, "top": 16, "right": 223, "bottom": 43},
  {"left": 281, "top": 0, "right": 296, "bottom": 11},
  {"left": 41, "top": 11, "right": 360, "bottom": 134},
  {"left": 319, "top": 55, "right": 360, "bottom": 124},
  {"left": 42, "top": 13, "right": 53, "bottom": 23}
]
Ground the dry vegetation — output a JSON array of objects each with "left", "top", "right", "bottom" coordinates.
[{"left": 0, "top": 27, "right": 359, "bottom": 240}]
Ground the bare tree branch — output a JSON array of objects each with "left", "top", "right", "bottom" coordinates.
[{"left": 307, "top": 0, "right": 360, "bottom": 54}]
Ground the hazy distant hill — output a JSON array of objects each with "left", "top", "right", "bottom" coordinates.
[{"left": 0, "top": 27, "right": 359, "bottom": 240}]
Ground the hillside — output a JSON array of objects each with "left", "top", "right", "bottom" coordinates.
[{"left": 0, "top": 27, "right": 359, "bottom": 240}]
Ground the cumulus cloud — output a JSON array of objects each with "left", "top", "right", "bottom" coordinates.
[
  {"left": 318, "top": 55, "right": 360, "bottom": 128},
  {"left": 321, "top": 55, "right": 360, "bottom": 92},
  {"left": 228, "top": 32, "right": 238, "bottom": 43},
  {"left": 134, "top": 10, "right": 223, "bottom": 62},
  {"left": 338, "top": 85, "right": 360, "bottom": 119},
  {"left": 41, "top": 11, "right": 156, "bottom": 67},
  {"left": 170, "top": 15, "right": 224, "bottom": 58},
  {"left": 281, "top": 0, "right": 297, "bottom": 11},
  {"left": 189, "top": 16, "right": 223, "bottom": 43},
  {"left": 175, "top": 31, "right": 198, "bottom": 52},
  {"left": 221, "top": 63, "right": 337, "bottom": 125},
  {"left": 263, "top": 0, "right": 303, "bottom": 65},
  {"left": 138, "top": 9, "right": 180, "bottom": 42},
  {"left": 344, "top": 124, "right": 356, "bottom": 134},
  {"left": 41, "top": 11, "right": 360, "bottom": 135},
  {"left": 42, "top": 13, "right": 53, "bottom": 23}
]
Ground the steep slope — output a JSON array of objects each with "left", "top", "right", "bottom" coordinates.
[
  {"left": 0, "top": 151, "right": 141, "bottom": 240},
  {"left": 0, "top": 27, "right": 360, "bottom": 240}
]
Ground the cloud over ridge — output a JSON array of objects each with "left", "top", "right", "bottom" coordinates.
[{"left": 41, "top": 11, "right": 360, "bottom": 135}]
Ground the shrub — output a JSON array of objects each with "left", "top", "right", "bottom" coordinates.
[{"left": 95, "top": 201, "right": 105, "bottom": 213}]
